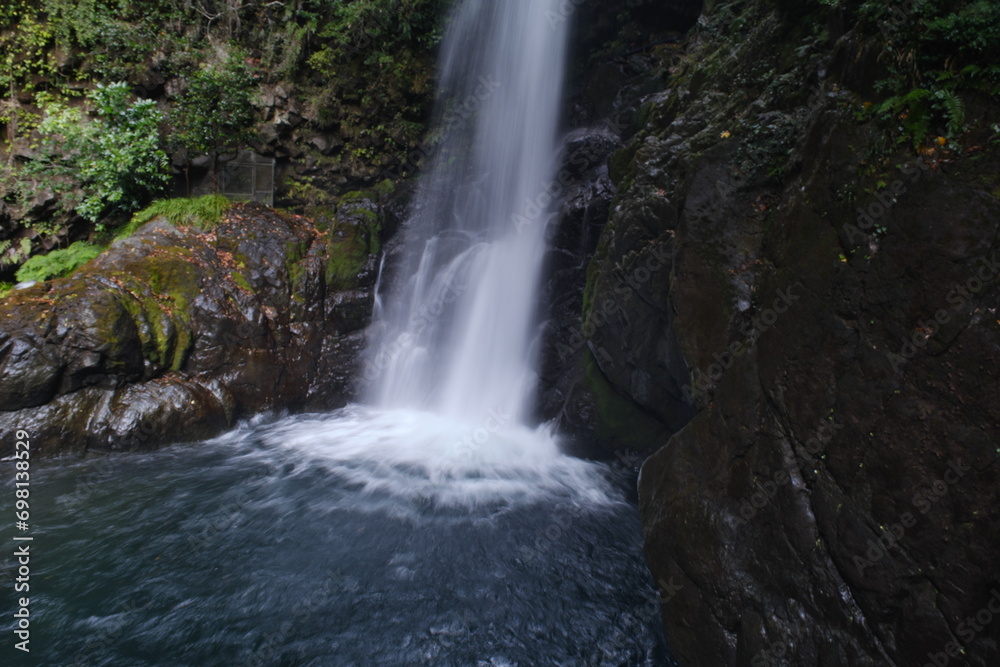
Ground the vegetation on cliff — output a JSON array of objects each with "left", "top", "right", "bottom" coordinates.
[{"left": 0, "top": 0, "right": 448, "bottom": 277}]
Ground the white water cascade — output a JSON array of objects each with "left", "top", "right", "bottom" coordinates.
[
  {"left": 368, "top": 0, "right": 569, "bottom": 428},
  {"left": 269, "top": 0, "right": 608, "bottom": 509}
]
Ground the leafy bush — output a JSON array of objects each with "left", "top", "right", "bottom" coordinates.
[
  {"left": 20, "top": 82, "right": 170, "bottom": 228},
  {"left": 15, "top": 241, "right": 104, "bottom": 282},
  {"left": 117, "top": 195, "right": 231, "bottom": 238}
]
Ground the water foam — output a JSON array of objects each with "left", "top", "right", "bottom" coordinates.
[{"left": 253, "top": 406, "right": 617, "bottom": 510}]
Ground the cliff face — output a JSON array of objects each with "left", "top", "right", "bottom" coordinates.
[{"left": 574, "top": 0, "right": 1000, "bottom": 664}]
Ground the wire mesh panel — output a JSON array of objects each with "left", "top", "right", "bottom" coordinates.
[{"left": 220, "top": 151, "right": 275, "bottom": 205}]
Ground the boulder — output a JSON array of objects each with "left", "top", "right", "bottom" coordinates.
[{"left": 0, "top": 201, "right": 386, "bottom": 457}]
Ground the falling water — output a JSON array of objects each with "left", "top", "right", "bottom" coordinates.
[{"left": 368, "top": 0, "right": 569, "bottom": 427}]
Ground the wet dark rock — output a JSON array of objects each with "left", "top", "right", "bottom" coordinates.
[
  {"left": 0, "top": 201, "right": 386, "bottom": 457},
  {"left": 575, "top": 1, "right": 1000, "bottom": 665},
  {"left": 26, "top": 189, "right": 57, "bottom": 218},
  {"left": 534, "top": 124, "right": 622, "bottom": 449}
]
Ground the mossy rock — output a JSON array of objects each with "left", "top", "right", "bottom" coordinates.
[
  {"left": 583, "top": 351, "right": 672, "bottom": 453},
  {"left": 109, "top": 247, "right": 199, "bottom": 371},
  {"left": 325, "top": 229, "right": 372, "bottom": 291}
]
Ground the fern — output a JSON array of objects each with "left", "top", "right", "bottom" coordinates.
[
  {"left": 861, "top": 0, "right": 998, "bottom": 147},
  {"left": 15, "top": 241, "right": 104, "bottom": 283},
  {"left": 879, "top": 88, "right": 933, "bottom": 147},
  {"left": 934, "top": 89, "right": 966, "bottom": 137}
]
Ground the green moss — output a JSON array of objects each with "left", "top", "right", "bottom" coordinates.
[
  {"left": 15, "top": 242, "right": 105, "bottom": 283},
  {"left": 583, "top": 352, "right": 671, "bottom": 453},
  {"left": 325, "top": 235, "right": 369, "bottom": 291},
  {"left": 372, "top": 178, "right": 396, "bottom": 198},
  {"left": 582, "top": 229, "right": 614, "bottom": 320},
  {"left": 350, "top": 207, "right": 379, "bottom": 223},
  {"left": 0, "top": 282, "right": 13, "bottom": 299},
  {"left": 284, "top": 238, "right": 312, "bottom": 295},
  {"left": 112, "top": 248, "right": 199, "bottom": 370},
  {"left": 303, "top": 206, "right": 337, "bottom": 233},
  {"left": 582, "top": 259, "right": 599, "bottom": 321},
  {"left": 609, "top": 144, "right": 638, "bottom": 194},
  {"left": 232, "top": 272, "right": 252, "bottom": 292},
  {"left": 116, "top": 195, "right": 231, "bottom": 239},
  {"left": 338, "top": 189, "right": 373, "bottom": 204},
  {"left": 115, "top": 288, "right": 166, "bottom": 368}
]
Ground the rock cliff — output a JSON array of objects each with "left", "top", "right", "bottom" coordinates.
[{"left": 572, "top": 0, "right": 1000, "bottom": 664}]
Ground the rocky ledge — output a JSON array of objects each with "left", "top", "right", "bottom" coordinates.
[{"left": 0, "top": 199, "right": 389, "bottom": 457}]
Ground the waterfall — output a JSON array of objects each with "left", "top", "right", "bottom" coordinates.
[{"left": 367, "top": 0, "right": 569, "bottom": 428}]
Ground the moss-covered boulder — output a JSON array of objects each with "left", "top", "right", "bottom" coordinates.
[{"left": 0, "top": 200, "right": 387, "bottom": 457}]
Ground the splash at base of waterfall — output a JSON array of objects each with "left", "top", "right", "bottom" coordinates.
[{"left": 252, "top": 405, "right": 617, "bottom": 511}]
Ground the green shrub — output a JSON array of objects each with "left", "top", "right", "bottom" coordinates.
[
  {"left": 15, "top": 241, "right": 104, "bottom": 282},
  {"left": 20, "top": 82, "right": 171, "bottom": 229},
  {"left": 117, "top": 195, "right": 231, "bottom": 238}
]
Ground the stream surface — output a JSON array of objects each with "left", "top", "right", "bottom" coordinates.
[{"left": 1, "top": 407, "right": 673, "bottom": 666}]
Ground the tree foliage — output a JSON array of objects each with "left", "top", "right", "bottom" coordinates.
[
  {"left": 20, "top": 82, "right": 170, "bottom": 228},
  {"left": 171, "top": 50, "right": 258, "bottom": 160},
  {"left": 1, "top": 0, "right": 451, "bottom": 241}
]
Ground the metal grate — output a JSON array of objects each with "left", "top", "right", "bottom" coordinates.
[{"left": 219, "top": 151, "right": 275, "bottom": 206}]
